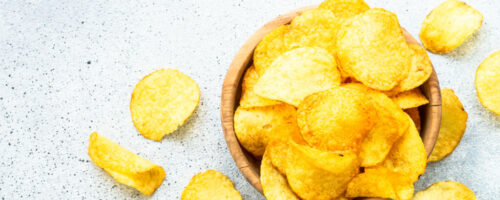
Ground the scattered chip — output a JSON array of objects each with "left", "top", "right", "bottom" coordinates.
[
  {"left": 130, "top": 69, "right": 200, "bottom": 141},
  {"left": 413, "top": 181, "right": 477, "bottom": 200},
  {"left": 239, "top": 66, "right": 281, "bottom": 108},
  {"left": 405, "top": 108, "right": 422, "bottom": 132},
  {"left": 429, "top": 89, "right": 468, "bottom": 162},
  {"left": 319, "top": 0, "right": 370, "bottom": 19},
  {"left": 391, "top": 88, "right": 429, "bottom": 109},
  {"left": 254, "top": 47, "right": 341, "bottom": 107},
  {"left": 88, "top": 132, "right": 166, "bottom": 195},
  {"left": 337, "top": 8, "right": 411, "bottom": 91},
  {"left": 475, "top": 50, "right": 500, "bottom": 115},
  {"left": 286, "top": 141, "right": 360, "bottom": 200},
  {"left": 396, "top": 44, "right": 433, "bottom": 92},
  {"left": 419, "top": 0, "right": 483, "bottom": 54},
  {"left": 233, "top": 103, "right": 300, "bottom": 157},
  {"left": 181, "top": 170, "right": 242, "bottom": 200},
  {"left": 346, "top": 168, "right": 414, "bottom": 200},
  {"left": 261, "top": 150, "right": 300, "bottom": 200},
  {"left": 254, "top": 25, "right": 289, "bottom": 75}
]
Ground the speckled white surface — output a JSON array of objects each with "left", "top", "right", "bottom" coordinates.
[{"left": 0, "top": 0, "right": 499, "bottom": 199}]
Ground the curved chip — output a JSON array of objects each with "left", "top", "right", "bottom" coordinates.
[
  {"left": 318, "top": 0, "right": 370, "bottom": 19},
  {"left": 297, "top": 86, "right": 376, "bottom": 151},
  {"left": 130, "top": 69, "right": 200, "bottom": 141},
  {"left": 261, "top": 150, "right": 300, "bottom": 200},
  {"left": 429, "top": 89, "right": 468, "bottom": 162},
  {"left": 405, "top": 108, "right": 422, "bottom": 132},
  {"left": 286, "top": 141, "right": 360, "bottom": 200},
  {"left": 284, "top": 9, "right": 339, "bottom": 56},
  {"left": 419, "top": 0, "right": 483, "bottom": 54},
  {"left": 239, "top": 66, "right": 281, "bottom": 108},
  {"left": 346, "top": 168, "right": 414, "bottom": 200},
  {"left": 254, "top": 47, "right": 342, "bottom": 107},
  {"left": 337, "top": 8, "right": 411, "bottom": 91},
  {"left": 391, "top": 88, "right": 429, "bottom": 109},
  {"left": 181, "top": 170, "right": 242, "bottom": 200},
  {"left": 88, "top": 132, "right": 166, "bottom": 195},
  {"left": 254, "top": 25, "right": 289, "bottom": 75},
  {"left": 414, "top": 181, "right": 477, "bottom": 200},
  {"left": 233, "top": 103, "right": 300, "bottom": 157},
  {"left": 396, "top": 44, "right": 433, "bottom": 92},
  {"left": 475, "top": 50, "right": 500, "bottom": 115}
]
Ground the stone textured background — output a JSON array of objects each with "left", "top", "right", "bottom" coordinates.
[{"left": 1, "top": 0, "right": 499, "bottom": 199}]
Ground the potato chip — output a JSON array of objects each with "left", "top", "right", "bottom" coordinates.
[
  {"left": 261, "top": 150, "right": 300, "bottom": 200},
  {"left": 297, "top": 86, "right": 376, "bottom": 151},
  {"left": 397, "top": 44, "right": 433, "bottom": 92},
  {"left": 337, "top": 8, "right": 411, "bottom": 91},
  {"left": 428, "top": 89, "right": 468, "bottom": 162},
  {"left": 391, "top": 88, "right": 429, "bottom": 109},
  {"left": 130, "top": 69, "right": 200, "bottom": 141},
  {"left": 286, "top": 141, "right": 360, "bottom": 200},
  {"left": 254, "top": 47, "right": 342, "bottom": 107},
  {"left": 318, "top": 0, "right": 370, "bottom": 19},
  {"left": 284, "top": 9, "right": 339, "bottom": 56},
  {"left": 239, "top": 66, "right": 281, "bottom": 108},
  {"left": 419, "top": 0, "right": 483, "bottom": 54},
  {"left": 414, "top": 181, "right": 477, "bottom": 200},
  {"left": 254, "top": 25, "right": 289, "bottom": 75},
  {"left": 405, "top": 108, "right": 421, "bottom": 132},
  {"left": 233, "top": 103, "right": 300, "bottom": 157},
  {"left": 475, "top": 50, "right": 500, "bottom": 115},
  {"left": 181, "top": 170, "right": 242, "bottom": 200},
  {"left": 346, "top": 168, "right": 414, "bottom": 200},
  {"left": 88, "top": 132, "right": 165, "bottom": 195}
]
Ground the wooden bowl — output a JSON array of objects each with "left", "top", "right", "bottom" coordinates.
[{"left": 221, "top": 6, "right": 442, "bottom": 196}]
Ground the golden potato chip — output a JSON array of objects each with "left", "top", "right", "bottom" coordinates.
[
  {"left": 254, "top": 25, "right": 289, "bottom": 75},
  {"left": 391, "top": 88, "right": 429, "bottom": 109},
  {"left": 261, "top": 150, "right": 300, "bottom": 200},
  {"left": 405, "top": 108, "right": 421, "bottom": 132},
  {"left": 286, "top": 141, "right": 360, "bottom": 200},
  {"left": 254, "top": 47, "right": 341, "bottom": 107},
  {"left": 130, "top": 69, "right": 200, "bottom": 141},
  {"left": 346, "top": 168, "right": 414, "bottom": 200},
  {"left": 88, "top": 132, "right": 165, "bottom": 195},
  {"left": 284, "top": 9, "right": 339, "bottom": 55},
  {"left": 265, "top": 140, "right": 290, "bottom": 175},
  {"left": 181, "top": 170, "right": 242, "bottom": 200},
  {"left": 414, "top": 181, "right": 477, "bottom": 200},
  {"left": 337, "top": 8, "right": 411, "bottom": 91},
  {"left": 318, "top": 0, "right": 370, "bottom": 19},
  {"left": 428, "top": 89, "right": 468, "bottom": 162},
  {"left": 419, "top": 0, "right": 483, "bottom": 54},
  {"left": 398, "top": 44, "right": 433, "bottom": 92},
  {"left": 233, "top": 103, "right": 300, "bottom": 157},
  {"left": 475, "top": 50, "right": 500, "bottom": 115},
  {"left": 297, "top": 86, "right": 376, "bottom": 151},
  {"left": 239, "top": 66, "right": 281, "bottom": 108}
]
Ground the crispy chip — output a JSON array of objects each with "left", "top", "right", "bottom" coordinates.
[
  {"left": 284, "top": 9, "right": 339, "bottom": 55},
  {"left": 239, "top": 66, "right": 281, "bottom": 108},
  {"left": 254, "top": 47, "right": 341, "bottom": 107},
  {"left": 397, "top": 44, "right": 433, "bottom": 92},
  {"left": 391, "top": 88, "right": 429, "bottom": 109},
  {"left": 88, "top": 132, "right": 165, "bottom": 195},
  {"left": 130, "top": 69, "right": 200, "bottom": 141},
  {"left": 405, "top": 108, "right": 422, "bottom": 132},
  {"left": 414, "top": 181, "right": 477, "bottom": 200},
  {"left": 475, "top": 50, "right": 500, "bottom": 115},
  {"left": 318, "top": 0, "right": 370, "bottom": 19},
  {"left": 346, "top": 168, "right": 414, "bottom": 200},
  {"left": 428, "top": 89, "right": 468, "bottom": 162},
  {"left": 233, "top": 103, "right": 300, "bottom": 157},
  {"left": 181, "top": 170, "right": 242, "bottom": 200},
  {"left": 286, "top": 141, "right": 360, "bottom": 200},
  {"left": 337, "top": 8, "right": 411, "bottom": 91},
  {"left": 297, "top": 86, "right": 376, "bottom": 151},
  {"left": 261, "top": 150, "right": 300, "bottom": 200},
  {"left": 254, "top": 25, "right": 289, "bottom": 75},
  {"left": 419, "top": 0, "right": 483, "bottom": 54}
]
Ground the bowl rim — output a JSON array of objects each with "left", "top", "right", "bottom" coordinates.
[{"left": 221, "top": 5, "right": 441, "bottom": 195}]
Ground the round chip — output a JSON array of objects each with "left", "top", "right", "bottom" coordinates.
[
  {"left": 181, "top": 170, "right": 242, "bottom": 200},
  {"left": 414, "top": 181, "right": 477, "bottom": 200},
  {"left": 391, "top": 88, "right": 429, "bottom": 109},
  {"left": 239, "top": 66, "right": 281, "bottom": 108},
  {"left": 261, "top": 150, "right": 300, "bottom": 200},
  {"left": 130, "top": 69, "right": 200, "bottom": 141},
  {"left": 254, "top": 25, "right": 289, "bottom": 75},
  {"left": 428, "top": 89, "right": 468, "bottom": 162},
  {"left": 346, "top": 168, "right": 414, "bottom": 200},
  {"left": 396, "top": 44, "right": 433, "bottom": 92},
  {"left": 254, "top": 47, "right": 342, "bottom": 107},
  {"left": 475, "top": 50, "right": 500, "bottom": 115},
  {"left": 318, "top": 0, "right": 370, "bottom": 19},
  {"left": 419, "top": 0, "right": 483, "bottom": 54}
]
